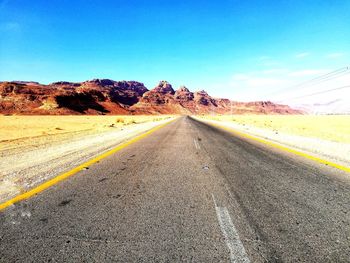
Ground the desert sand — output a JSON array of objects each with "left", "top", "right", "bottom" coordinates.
[
  {"left": 0, "top": 115, "right": 173, "bottom": 202},
  {"left": 0, "top": 115, "right": 170, "bottom": 142},
  {"left": 200, "top": 115, "right": 350, "bottom": 143},
  {"left": 0, "top": 115, "right": 171, "bottom": 153}
]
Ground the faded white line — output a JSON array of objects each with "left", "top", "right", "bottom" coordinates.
[
  {"left": 193, "top": 139, "right": 198, "bottom": 149},
  {"left": 193, "top": 139, "right": 200, "bottom": 150},
  {"left": 224, "top": 185, "right": 236, "bottom": 204},
  {"left": 212, "top": 194, "right": 250, "bottom": 263}
]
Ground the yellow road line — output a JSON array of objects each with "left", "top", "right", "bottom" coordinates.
[
  {"left": 203, "top": 120, "right": 350, "bottom": 173},
  {"left": 0, "top": 118, "right": 176, "bottom": 211}
]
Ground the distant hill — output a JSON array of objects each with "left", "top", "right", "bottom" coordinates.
[
  {"left": 295, "top": 99, "right": 350, "bottom": 115},
  {"left": 0, "top": 80, "right": 303, "bottom": 115}
]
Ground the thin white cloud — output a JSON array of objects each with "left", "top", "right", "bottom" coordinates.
[
  {"left": 326, "top": 52, "right": 345, "bottom": 59},
  {"left": 229, "top": 68, "right": 337, "bottom": 101},
  {"left": 245, "top": 77, "right": 288, "bottom": 88},
  {"left": 257, "top": 56, "right": 282, "bottom": 67},
  {"left": 288, "top": 69, "right": 329, "bottom": 77},
  {"left": 232, "top": 73, "right": 250, "bottom": 81},
  {"left": 262, "top": 69, "right": 289, "bottom": 75},
  {"left": 230, "top": 72, "right": 291, "bottom": 90},
  {"left": 295, "top": 52, "right": 310, "bottom": 58}
]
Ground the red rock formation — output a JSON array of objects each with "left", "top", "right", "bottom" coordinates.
[
  {"left": 131, "top": 81, "right": 187, "bottom": 114},
  {"left": 230, "top": 101, "right": 301, "bottom": 114},
  {"left": 174, "top": 86, "right": 194, "bottom": 102},
  {"left": 0, "top": 80, "right": 303, "bottom": 115},
  {"left": 0, "top": 80, "right": 147, "bottom": 115}
]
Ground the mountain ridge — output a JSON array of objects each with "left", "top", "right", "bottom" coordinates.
[{"left": 0, "top": 79, "right": 303, "bottom": 115}]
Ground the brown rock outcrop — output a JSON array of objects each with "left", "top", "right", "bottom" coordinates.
[{"left": 0, "top": 79, "right": 303, "bottom": 115}]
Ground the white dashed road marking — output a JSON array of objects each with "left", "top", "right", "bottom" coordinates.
[
  {"left": 193, "top": 139, "right": 200, "bottom": 150},
  {"left": 212, "top": 194, "right": 251, "bottom": 263}
]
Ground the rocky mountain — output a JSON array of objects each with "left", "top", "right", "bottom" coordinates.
[{"left": 0, "top": 80, "right": 302, "bottom": 115}]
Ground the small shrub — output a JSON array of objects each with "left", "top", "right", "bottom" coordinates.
[{"left": 116, "top": 117, "right": 125, "bottom": 123}]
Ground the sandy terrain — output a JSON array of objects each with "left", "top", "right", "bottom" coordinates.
[
  {"left": 195, "top": 115, "right": 350, "bottom": 167},
  {"left": 199, "top": 115, "right": 350, "bottom": 143},
  {"left": 0, "top": 115, "right": 170, "bottom": 153},
  {"left": 0, "top": 115, "right": 174, "bottom": 202},
  {"left": 0, "top": 115, "right": 170, "bottom": 141}
]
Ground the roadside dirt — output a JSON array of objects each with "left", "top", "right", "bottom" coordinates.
[{"left": 0, "top": 116, "right": 173, "bottom": 203}]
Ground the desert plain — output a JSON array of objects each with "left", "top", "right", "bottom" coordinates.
[
  {"left": 201, "top": 114, "right": 350, "bottom": 143},
  {"left": 0, "top": 115, "right": 170, "bottom": 142},
  {"left": 0, "top": 115, "right": 173, "bottom": 201}
]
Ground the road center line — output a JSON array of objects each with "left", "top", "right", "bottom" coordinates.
[
  {"left": 193, "top": 139, "right": 200, "bottom": 150},
  {"left": 212, "top": 194, "right": 251, "bottom": 263}
]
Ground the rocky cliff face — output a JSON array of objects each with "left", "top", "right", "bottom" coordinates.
[{"left": 0, "top": 80, "right": 303, "bottom": 115}]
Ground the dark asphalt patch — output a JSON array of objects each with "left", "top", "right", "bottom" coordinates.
[
  {"left": 58, "top": 199, "right": 72, "bottom": 206},
  {"left": 39, "top": 218, "right": 48, "bottom": 223},
  {"left": 98, "top": 178, "right": 108, "bottom": 183}
]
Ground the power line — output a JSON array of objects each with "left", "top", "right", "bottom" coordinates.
[
  {"left": 293, "top": 70, "right": 350, "bottom": 89},
  {"left": 287, "top": 67, "right": 349, "bottom": 90},
  {"left": 278, "top": 85, "right": 350, "bottom": 102},
  {"left": 295, "top": 67, "right": 349, "bottom": 85},
  {"left": 268, "top": 66, "right": 350, "bottom": 97}
]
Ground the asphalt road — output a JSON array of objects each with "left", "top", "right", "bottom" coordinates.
[{"left": 1, "top": 116, "right": 349, "bottom": 262}]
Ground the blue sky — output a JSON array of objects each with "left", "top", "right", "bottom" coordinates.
[{"left": 0, "top": 0, "right": 349, "bottom": 100}]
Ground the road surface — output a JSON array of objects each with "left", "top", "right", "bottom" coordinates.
[{"left": 1, "top": 116, "right": 349, "bottom": 262}]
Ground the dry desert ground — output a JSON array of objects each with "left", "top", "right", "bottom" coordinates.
[
  {"left": 200, "top": 115, "right": 350, "bottom": 143},
  {"left": 0, "top": 115, "right": 173, "bottom": 201},
  {"left": 0, "top": 115, "right": 171, "bottom": 142}
]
